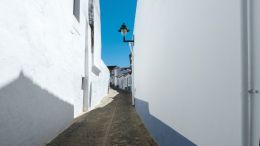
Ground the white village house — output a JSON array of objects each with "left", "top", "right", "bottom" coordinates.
[
  {"left": 119, "top": 73, "right": 131, "bottom": 91},
  {"left": 109, "top": 66, "right": 131, "bottom": 91},
  {"left": 117, "top": 73, "right": 131, "bottom": 91},
  {"left": 108, "top": 66, "right": 120, "bottom": 87},
  {"left": 0, "top": 0, "right": 109, "bottom": 145},
  {"left": 131, "top": 0, "right": 260, "bottom": 146}
]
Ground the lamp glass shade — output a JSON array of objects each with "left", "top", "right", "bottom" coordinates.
[
  {"left": 119, "top": 23, "right": 129, "bottom": 36},
  {"left": 121, "top": 29, "right": 128, "bottom": 36}
]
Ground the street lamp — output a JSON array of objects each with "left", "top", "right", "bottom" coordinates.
[
  {"left": 118, "top": 23, "right": 135, "bottom": 106},
  {"left": 118, "top": 23, "right": 134, "bottom": 43}
]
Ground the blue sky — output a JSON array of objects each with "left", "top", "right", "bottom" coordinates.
[{"left": 100, "top": 0, "right": 137, "bottom": 67}]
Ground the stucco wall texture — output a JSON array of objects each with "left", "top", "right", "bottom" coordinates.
[
  {"left": 0, "top": 0, "right": 109, "bottom": 145},
  {"left": 133, "top": 0, "right": 246, "bottom": 146}
]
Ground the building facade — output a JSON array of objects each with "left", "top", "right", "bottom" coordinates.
[
  {"left": 108, "top": 65, "right": 119, "bottom": 86},
  {"left": 109, "top": 67, "right": 132, "bottom": 92},
  {"left": 0, "top": 0, "right": 109, "bottom": 145},
  {"left": 117, "top": 73, "right": 131, "bottom": 91},
  {"left": 133, "top": 0, "right": 259, "bottom": 146}
]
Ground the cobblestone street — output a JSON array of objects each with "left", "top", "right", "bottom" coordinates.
[{"left": 47, "top": 89, "right": 157, "bottom": 146}]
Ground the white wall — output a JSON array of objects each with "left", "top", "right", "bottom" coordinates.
[
  {"left": 134, "top": 0, "right": 246, "bottom": 146},
  {"left": 89, "top": 61, "right": 110, "bottom": 110},
  {"left": 0, "top": 73, "right": 74, "bottom": 146},
  {"left": 112, "top": 68, "right": 120, "bottom": 86},
  {"left": 0, "top": 0, "right": 109, "bottom": 145},
  {"left": 121, "top": 74, "right": 131, "bottom": 90},
  {"left": 119, "top": 76, "right": 124, "bottom": 90},
  {"left": 85, "top": 0, "right": 110, "bottom": 110},
  {"left": 0, "top": 0, "right": 85, "bottom": 116}
]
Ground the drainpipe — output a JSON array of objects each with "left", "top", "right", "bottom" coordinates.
[
  {"left": 129, "top": 40, "right": 135, "bottom": 106},
  {"left": 246, "top": 0, "right": 252, "bottom": 145}
]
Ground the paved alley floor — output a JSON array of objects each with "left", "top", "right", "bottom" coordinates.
[{"left": 47, "top": 89, "right": 157, "bottom": 146}]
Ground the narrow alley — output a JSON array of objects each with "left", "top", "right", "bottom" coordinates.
[
  {"left": 1, "top": 0, "right": 260, "bottom": 145},
  {"left": 46, "top": 89, "right": 157, "bottom": 146}
]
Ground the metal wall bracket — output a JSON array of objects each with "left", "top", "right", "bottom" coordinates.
[{"left": 248, "top": 89, "right": 259, "bottom": 94}]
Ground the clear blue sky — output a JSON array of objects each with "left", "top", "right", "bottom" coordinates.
[{"left": 100, "top": 0, "right": 137, "bottom": 67}]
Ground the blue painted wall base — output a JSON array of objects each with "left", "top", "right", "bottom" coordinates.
[{"left": 135, "top": 98, "right": 197, "bottom": 146}]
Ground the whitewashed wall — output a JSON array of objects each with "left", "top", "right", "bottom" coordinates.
[
  {"left": 86, "top": 0, "right": 109, "bottom": 110},
  {"left": 89, "top": 61, "right": 109, "bottom": 110},
  {"left": 120, "top": 74, "right": 131, "bottom": 90},
  {"left": 133, "top": 0, "right": 246, "bottom": 146},
  {"left": 118, "top": 77, "right": 123, "bottom": 89},
  {"left": 0, "top": 0, "right": 109, "bottom": 145},
  {"left": 112, "top": 68, "right": 120, "bottom": 86}
]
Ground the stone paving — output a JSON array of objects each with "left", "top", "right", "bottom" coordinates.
[{"left": 47, "top": 89, "right": 157, "bottom": 146}]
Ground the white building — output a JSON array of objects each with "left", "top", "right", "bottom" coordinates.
[
  {"left": 110, "top": 67, "right": 132, "bottom": 91},
  {"left": 133, "top": 0, "right": 259, "bottom": 146},
  {"left": 109, "top": 66, "right": 120, "bottom": 87},
  {"left": 0, "top": 0, "right": 109, "bottom": 145},
  {"left": 118, "top": 73, "right": 131, "bottom": 91}
]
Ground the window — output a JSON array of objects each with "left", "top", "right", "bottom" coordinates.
[{"left": 73, "top": 0, "right": 80, "bottom": 22}]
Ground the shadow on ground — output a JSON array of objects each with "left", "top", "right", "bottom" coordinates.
[{"left": 47, "top": 89, "right": 157, "bottom": 146}]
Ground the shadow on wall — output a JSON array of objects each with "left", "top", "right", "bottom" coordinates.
[
  {"left": 135, "top": 98, "right": 197, "bottom": 146},
  {"left": 0, "top": 72, "right": 74, "bottom": 146}
]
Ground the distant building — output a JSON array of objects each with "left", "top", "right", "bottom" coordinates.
[
  {"left": 109, "top": 67, "right": 132, "bottom": 92},
  {"left": 107, "top": 65, "right": 118, "bottom": 85},
  {"left": 118, "top": 73, "right": 132, "bottom": 92},
  {"left": 107, "top": 66, "right": 118, "bottom": 73}
]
